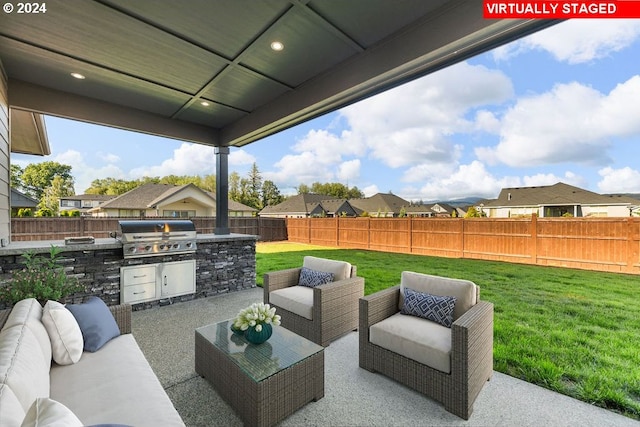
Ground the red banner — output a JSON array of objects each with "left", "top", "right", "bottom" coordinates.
[{"left": 484, "top": 1, "right": 640, "bottom": 18}]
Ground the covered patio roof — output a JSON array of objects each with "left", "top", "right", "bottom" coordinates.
[{"left": 0, "top": 1, "right": 558, "bottom": 151}]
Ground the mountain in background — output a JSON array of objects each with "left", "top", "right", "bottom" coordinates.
[{"left": 427, "top": 196, "right": 488, "bottom": 207}]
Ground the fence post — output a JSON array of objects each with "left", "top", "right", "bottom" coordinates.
[
  {"left": 627, "top": 217, "right": 637, "bottom": 274},
  {"left": 407, "top": 217, "right": 412, "bottom": 254},
  {"left": 336, "top": 216, "right": 339, "bottom": 247},
  {"left": 459, "top": 218, "right": 465, "bottom": 258},
  {"left": 531, "top": 213, "right": 538, "bottom": 266}
]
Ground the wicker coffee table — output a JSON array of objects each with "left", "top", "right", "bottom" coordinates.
[{"left": 195, "top": 320, "right": 324, "bottom": 427}]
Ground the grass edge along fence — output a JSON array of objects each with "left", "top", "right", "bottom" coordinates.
[{"left": 286, "top": 216, "right": 640, "bottom": 275}]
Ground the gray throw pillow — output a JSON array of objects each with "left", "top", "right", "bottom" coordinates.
[
  {"left": 401, "top": 287, "right": 457, "bottom": 328},
  {"left": 298, "top": 267, "right": 334, "bottom": 288},
  {"left": 67, "top": 297, "right": 120, "bottom": 352}
]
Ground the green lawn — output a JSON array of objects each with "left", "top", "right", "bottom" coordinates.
[{"left": 256, "top": 242, "right": 640, "bottom": 419}]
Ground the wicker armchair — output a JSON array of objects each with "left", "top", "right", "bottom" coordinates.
[
  {"left": 263, "top": 256, "right": 364, "bottom": 347},
  {"left": 359, "top": 272, "right": 493, "bottom": 420}
]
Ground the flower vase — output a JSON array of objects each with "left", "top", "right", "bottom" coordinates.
[{"left": 244, "top": 323, "right": 273, "bottom": 344}]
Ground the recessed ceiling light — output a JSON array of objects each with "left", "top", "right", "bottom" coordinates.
[
  {"left": 70, "top": 72, "right": 85, "bottom": 80},
  {"left": 200, "top": 101, "right": 210, "bottom": 107},
  {"left": 270, "top": 41, "right": 284, "bottom": 51}
]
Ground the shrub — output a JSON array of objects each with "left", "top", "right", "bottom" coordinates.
[{"left": 0, "top": 246, "right": 83, "bottom": 306}]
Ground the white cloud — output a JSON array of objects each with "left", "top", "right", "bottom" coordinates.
[
  {"left": 476, "top": 76, "right": 640, "bottom": 167},
  {"left": 130, "top": 143, "right": 216, "bottom": 178},
  {"left": 399, "top": 162, "right": 587, "bottom": 201},
  {"left": 598, "top": 167, "right": 640, "bottom": 193},
  {"left": 493, "top": 19, "right": 640, "bottom": 64},
  {"left": 53, "top": 150, "right": 126, "bottom": 194},
  {"left": 97, "top": 152, "right": 120, "bottom": 163},
  {"left": 337, "top": 159, "right": 360, "bottom": 182},
  {"left": 339, "top": 61, "right": 513, "bottom": 169},
  {"left": 264, "top": 129, "right": 362, "bottom": 186},
  {"left": 362, "top": 184, "right": 379, "bottom": 197},
  {"left": 229, "top": 149, "right": 256, "bottom": 166}
]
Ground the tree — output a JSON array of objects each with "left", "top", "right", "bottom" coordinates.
[
  {"left": 262, "top": 180, "right": 283, "bottom": 207},
  {"left": 38, "top": 175, "right": 75, "bottom": 215},
  {"left": 299, "top": 182, "right": 364, "bottom": 199},
  {"left": 246, "top": 163, "right": 262, "bottom": 209},
  {"left": 21, "top": 162, "right": 74, "bottom": 200},
  {"left": 297, "top": 183, "right": 310, "bottom": 194},
  {"left": 10, "top": 164, "right": 24, "bottom": 192},
  {"left": 228, "top": 172, "right": 242, "bottom": 202},
  {"left": 464, "top": 206, "right": 481, "bottom": 218}
]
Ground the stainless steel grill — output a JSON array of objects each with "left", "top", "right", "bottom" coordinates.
[{"left": 118, "top": 220, "right": 197, "bottom": 258}]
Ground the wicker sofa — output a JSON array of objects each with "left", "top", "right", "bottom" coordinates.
[
  {"left": 264, "top": 256, "right": 364, "bottom": 346},
  {"left": 0, "top": 298, "right": 184, "bottom": 427},
  {"left": 359, "top": 272, "right": 494, "bottom": 420}
]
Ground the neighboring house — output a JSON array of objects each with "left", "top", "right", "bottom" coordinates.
[
  {"left": 483, "top": 182, "right": 635, "bottom": 218},
  {"left": 350, "top": 193, "right": 415, "bottom": 217},
  {"left": 259, "top": 194, "right": 356, "bottom": 218},
  {"left": 260, "top": 193, "right": 459, "bottom": 218},
  {"left": 87, "top": 183, "right": 256, "bottom": 218},
  {"left": 10, "top": 189, "right": 38, "bottom": 216},
  {"left": 205, "top": 192, "right": 257, "bottom": 217},
  {"left": 59, "top": 194, "right": 116, "bottom": 215}
]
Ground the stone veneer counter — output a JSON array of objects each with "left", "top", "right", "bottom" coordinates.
[{"left": 0, "top": 234, "right": 257, "bottom": 310}]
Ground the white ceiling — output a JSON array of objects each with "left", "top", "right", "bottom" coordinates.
[{"left": 0, "top": 0, "right": 558, "bottom": 149}]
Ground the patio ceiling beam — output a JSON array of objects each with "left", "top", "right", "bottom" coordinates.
[{"left": 8, "top": 79, "right": 220, "bottom": 146}]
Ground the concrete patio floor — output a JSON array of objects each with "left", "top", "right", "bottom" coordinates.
[{"left": 131, "top": 287, "right": 639, "bottom": 427}]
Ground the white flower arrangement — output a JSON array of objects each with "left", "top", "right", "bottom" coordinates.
[{"left": 232, "top": 302, "right": 281, "bottom": 332}]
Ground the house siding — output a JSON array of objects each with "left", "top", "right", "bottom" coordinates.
[{"left": 0, "top": 61, "right": 10, "bottom": 243}]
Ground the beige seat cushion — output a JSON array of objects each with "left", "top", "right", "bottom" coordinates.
[
  {"left": 370, "top": 312, "right": 452, "bottom": 373},
  {"left": 400, "top": 271, "right": 477, "bottom": 321},
  {"left": 269, "top": 286, "right": 313, "bottom": 320},
  {"left": 50, "top": 334, "right": 184, "bottom": 426},
  {"left": 303, "top": 256, "right": 352, "bottom": 281}
]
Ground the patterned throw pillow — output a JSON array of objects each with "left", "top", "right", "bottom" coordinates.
[
  {"left": 401, "top": 287, "right": 457, "bottom": 328},
  {"left": 298, "top": 267, "right": 334, "bottom": 288}
]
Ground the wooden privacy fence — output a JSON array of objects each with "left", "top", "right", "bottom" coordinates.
[
  {"left": 287, "top": 216, "right": 640, "bottom": 275},
  {"left": 11, "top": 217, "right": 287, "bottom": 242}
]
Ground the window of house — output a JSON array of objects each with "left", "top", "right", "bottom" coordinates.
[
  {"left": 60, "top": 200, "right": 81, "bottom": 208},
  {"left": 163, "top": 210, "right": 195, "bottom": 218}
]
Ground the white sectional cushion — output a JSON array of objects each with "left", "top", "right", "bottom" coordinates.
[
  {"left": 400, "top": 271, "right": 477, "bottom": 321},
  {"left": 0, "top": 324, "right": 50, "bottom": 412},
  {"left": 303, "top": 256, "right": 351, "bottom": 281},
  {"left": 2, "top": 298, "right": 52, "bottom": 363},
  {"left": 50, "top": 334, "right": 184, "bottom": 427},
  {"left": 42, "top": 301, "right": 83, "bottom": 365},
  {"left": 269, "top": 286, "right": 314, "bottom": 320},
  {"left": 0, "top": 383, "right": 25, "bottom": 427},
  {"left": 370, "top": 312, "right": 452, "bottom": 373},
  {"left": 21, "top": 397, "right": 83, "bottom": 427}
]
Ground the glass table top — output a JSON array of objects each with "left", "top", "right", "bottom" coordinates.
[{"left": 197, "top": 319, "right": 324, "bottom": 382}]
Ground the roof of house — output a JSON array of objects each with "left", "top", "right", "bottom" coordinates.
[
  {"left": 95, "top": 184, "right": 191, "bottom": 210},
  {"left": 10, "top": 189, "right": 38, "bottom": 208},
  {"left": 205, "top": 192, "right": 257, "bottom": 212},
  {"left": 60, "top": 194, "right": 116, "bottom": 202},
  {"left": 484, "top": 182, "right": 631, "bottom": 207},
  {"left": 349, "top": 193, "right": 410, "bottom": 214},
  {"left": 260, "top": 194, "right": 342, "bottom": 215},
  {"left": 94, "top": 183, "right": 258, "bottom": 212}
]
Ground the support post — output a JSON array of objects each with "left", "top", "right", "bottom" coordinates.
[{"left": 215, "top": 147, "right": 230, "bottom": 235}]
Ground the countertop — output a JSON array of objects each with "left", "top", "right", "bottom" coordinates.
[{"left": 0, "top": 233, "right": 257, "bottom": 256}]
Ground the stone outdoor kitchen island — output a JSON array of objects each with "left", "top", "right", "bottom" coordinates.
[{"left": 0, "top": 233, "right": 257, "bottom": 310}]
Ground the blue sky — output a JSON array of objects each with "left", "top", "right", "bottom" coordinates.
[{"left": 12, "top": 19, "right": 640, "bottom": 201}]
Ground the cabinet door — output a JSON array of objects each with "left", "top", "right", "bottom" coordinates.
[{"left": 160, "top": 260, "right": 195, "bottom": 298}]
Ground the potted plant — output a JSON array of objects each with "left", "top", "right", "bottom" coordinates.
[{"left": 0, "top": 246, "right": 84, "bottom": 306}]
